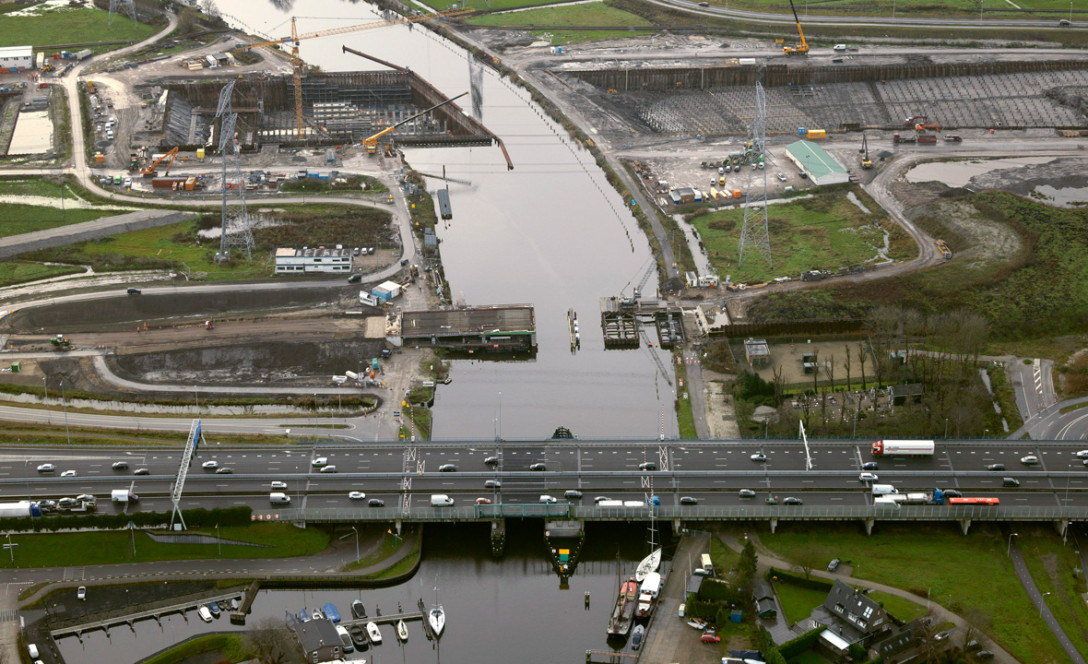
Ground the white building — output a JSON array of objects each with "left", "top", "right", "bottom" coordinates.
[
  {"left": 274, "top": 246, "right": 351, "bottom": 274},
  {"left": 0, "top": 46, "right": 34, "bottom": 71}
]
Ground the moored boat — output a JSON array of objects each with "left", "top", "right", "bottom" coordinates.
[
  {"left": 606, "top": 577, "right": 639, "bottom": 637},
  {"left": 207, "top": 602, "right": 220, "bottom": 618},
  {"left": 687, "top": 617, "right": 708, "bottom": 630},
  {"left": 311, "top": 608, "right": 323, "bottom": 621},
  {"left": 349, "top": 624, "right": 368, "bottom": 649},
  {"left": 298, "top": 609, "right": 310, "bottom": 623},
  {"left": 322, "top": 602, "right": 341, "bottom": 623},
  {"left": 396, "top": 619, "right": 408, "bottom": 642},
  {"left": 351, "top": 599, "right": 367, "bottom": 620},
  {"left": 366, "top": 621, "right": 382, "bottom": 644},
  {"left": 631, "top": 624, "right": 646, "bottom": 650},
  {"left": 197, "top": 605, "right": 213, "bottom": 623},
  {"left": 634, "top": 548, "right": 661, "bottom": 583},
  {"left": 429, "top": 576, "right": 445, "bottom": 638}
]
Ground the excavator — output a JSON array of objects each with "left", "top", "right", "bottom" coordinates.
[
  {"left": 782, "top": 0, "right": 809, "bottom": 56},
  {"left": 860, "top": 133, "right": 872, "bottom": 169},
  {"left": 363, "top": 92, "right": 469, "bottom": 156},
  {"left": 140, "top": 147, "right": 179, "bottom": 178}
]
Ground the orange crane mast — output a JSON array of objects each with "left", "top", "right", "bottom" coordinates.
[{"left": 233, "top": 9, "right": 473, "bottom": 140}]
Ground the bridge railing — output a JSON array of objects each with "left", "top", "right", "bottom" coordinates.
[{"left": 258, "top": 504, "right": 1088, "bottom": 523}]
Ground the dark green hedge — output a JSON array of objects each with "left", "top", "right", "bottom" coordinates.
[
  {"left": 766, "top": 567, "right": 835, "bottom": 592},
  {"left": 779, "top": 624, "right": 828, "bottom": 659},
  {"left": 0, "top": 505, "right": 252, "bottom": 532}
]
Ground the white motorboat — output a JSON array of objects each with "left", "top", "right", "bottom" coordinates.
[
  {"left": 396, "top": 619, "right": 408, "bottom": 642},
  {"left": 366, "top": 621, "right": 382, "bottom": 644},
  {"left": 635, "top": 547, "right": 661, "bottom": 583},
  {"left": 197, "top": 605, "right": 213, "bottom": 623},
  {"left": 311, "top": 608, "right": 323, "bottom": 621},
  {"left": 429, "top": 576, "right": 446, "bottom": 637}
]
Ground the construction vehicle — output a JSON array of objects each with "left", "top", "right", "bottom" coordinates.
[
  {"left": 903, "top": 115, "right": 927, "bottom": 127},
  {"left": 362, "top": 92, "right": 469, "bottom": 155},
  {"left": 782, "top": 0, "right": 809, "bottom": 56},
  {"left": 618, "top": 252, "right": 661, "bottom": 307},
  {"left": 892, "top": 133, "right": 917, "bottom": 144},
  {"left": 943, "top": 134, "right": 963, "bottom": 142},
  {"left": 935, "top": 239, "right": 952, "bottom": 259},
  {"left": 50, "top": 334, "right": 71, "bottom": 350},
  {"left": 860, "top": 133, "right": 872, "bottom": 169},
  {"left": 140, "top": 147, "right": 179, "bottom": 178},
  {"left": 914, "top": 122, "right": 940, "bottom": 132},
  {"left": 232, "top": 9, "right": 473, "bottom": 141}
]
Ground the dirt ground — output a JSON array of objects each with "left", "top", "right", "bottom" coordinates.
[{"left": 743, "top": 338, "right": 875, "bottom": 389}]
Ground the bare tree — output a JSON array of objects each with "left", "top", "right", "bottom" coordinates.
[
  {"left": 857, "top": 342, "right": 868, "bottom": 391},
  {"left": 772, "top": 364, "right": 785, "bottom": 408},
  {"left": 842, "top": 347, "right": 852, "bottom": 421},
  {"left": 822, "top": 355, "right": 836, "bottom": 423},
  {"left": 243, "top": 618, "right": 304, "bottom": 664},
  {"left": 793, "top": 547, "right": 823, "bottom": 580}
]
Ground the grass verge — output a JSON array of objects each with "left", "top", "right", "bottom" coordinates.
[
  {"left": 0, "top": 262, "right": 83, "bottom": 286},
  {"left": 0, "top": 6, "right": 158, "bottom": 49},
  {"left": 0, "top": 523, "right": 329, "bottom": 568},
  {"left": 674, "top": 353, "right": 697, "bottom": 439},
  {"left": 773, "top": 581, "right": 828, "bottom": 626},
  {"left": 141, "top": 634, "right": 247, "bottom": 664},
  {"left": 355, "top": 533, "right": 421, "bottom": 580},
  {"left": 1018, "top": 529, "right": 1088, "bottom": 660},
  {"left": 868, "top": 590, "right": 928, "bottom": 623},
  {"left": 757, "top": 522, "right": 1068, "bottom": 663}
]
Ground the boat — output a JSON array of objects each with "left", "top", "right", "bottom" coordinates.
[
  {"left": 322, "top": 602, "right": 341, "bottom": 623},
  {"left": 352, "top": 600, "right": 367, "bottom": 620},
  {"left": 311, "top": 608, "right": 323, "bottom": 621},
  {"left": 429, "top": 576, "right": 445, "bottom": 638},
  {"left": 634, "top": 547, "right": 661, "bottom": 583},
  {"left": 606, "top": 577, "right": 639, "bottom": 637},
  {"left": 366, "top": 621, "right": 382, "bottom": 644},
  {"left": 396, "top": 619, "right": 408, "bottom": 642},
  {"left": 298, "top": 609, "right": 310, "bottom": 623},
  {"left": 349, "top": 624, "right": 368, "bottom": 649},
  {"left": 687, "top": 617, "right": 708, "bottom": 631},
  {"left": 631, "top": 624, "right": 646, "bottom": 650},
  {"left": 197, "top": 605, "right": 213, "bottom": 623},
  {"left": 207, "top": 602, "right": 220, "bottom": 618},
  {"left": 336, "top": 624, "right": 354, "bottom": 653}
]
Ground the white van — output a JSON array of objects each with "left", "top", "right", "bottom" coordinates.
[
  {"left": 269, "top": 492, "right": 291, "bottom": 504},
  {"left": 430, "top": 494, "right": 454, "bottom": 506},
  {"left": 871, "top": 484, "right": 898, "bottom": 495}
]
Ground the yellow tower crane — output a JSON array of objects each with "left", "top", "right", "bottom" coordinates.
[{"left": 233, "top": 9, "right": 473, "bottom": 140}]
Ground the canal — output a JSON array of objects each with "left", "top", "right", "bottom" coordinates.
[
  {"left": 56, "top": 522, "right": 674, "bottom": 663},
  {"left": 215, "top": 0, "right": 679, "bottom": 440}
]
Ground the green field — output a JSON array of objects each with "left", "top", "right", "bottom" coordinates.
[
  {"left": 868, "top": 590, "right": 928, "bottom": 623},
  {"left": 758, "top": 524, "right": 1069, "bottom": 663},
  {"left": 0, "top": 261, "right": 83, "bottom": 287},
  {"left": 0, "top": 203, "right": 120, "bottom": 237},
  {"left": 0, "top": 5, "right": 157, "bottom": 50},
  {"left": 749, "top": 192, "right": 1088, "bottom": 345},
  {"left": 690, "top": 185, "right": 915, "bottom": 284},
  {"left": 688, "top": 0, "right": 1079, "bottom": 18},
  {"left": 461, "top": 0, "right": 588, "bottom": 11},
  {"left": 0, "top": 523, "right": 329, "bottom": 567},
  {"left": 467, "top": 1, "right": 653, "bottom": 39},
  {"left": 1018, "top": 530, "right": 1088, "bottom": 660},
  {"left": 773, "top": 581, "right": 829, "bottom": 625}
]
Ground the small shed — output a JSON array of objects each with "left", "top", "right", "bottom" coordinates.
[
  {"left": 890, "top": 383, "right": 924, "bottom": 406},
  {"left": 819, "top": 628, "right": 851, "bottom": 661},
  {"left": 372, "top": 281, "right": 403, "bottom": 301},
  {"left": 744, "top": 338, "right": 771, "bottom": 368}
]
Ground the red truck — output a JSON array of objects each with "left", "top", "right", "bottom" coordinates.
[
  {"left": 892, "top": 133, "right": 916, "bottom": 144},
  {"left": 944, "top": 134, "right": 962, "bottom": 142},
  {"left": 918, "top": 134, "right": 937, "bottom": 144}
]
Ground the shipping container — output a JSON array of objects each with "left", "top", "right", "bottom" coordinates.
[
  {"left": 76, "top": 49, "right": 93, "bottom": 61},
  {"left": 806, "top": 129, "right": 826, "bottom": 140}
]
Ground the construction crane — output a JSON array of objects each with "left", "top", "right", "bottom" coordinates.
[
  {"left": 233, "top": 9, "right": 473, "bottom": 141},
  {"left": 362, "top": 91, "right": 469, "bottom": 155},
  {"left": 619, "top": 252, "right": 660, "bottom": 307},
  {"left": 141, "top": 146, "right": 178, "bottom": 178},
  {"left": 860, "top": 133, "right": 872, "bottom": 169},
  {"left": 782, "top": 0, "right": 809, "bottom": 56}
]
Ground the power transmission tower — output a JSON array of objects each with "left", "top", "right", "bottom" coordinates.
[
  {"left": 108, "top": 0, "right": 136, "bottom": 28},
  {"left": 214, "top": 81, "right": 255, "bottom": 262},
  {"left": 738, "top": 81, "right": 772, "bottom": 268}
]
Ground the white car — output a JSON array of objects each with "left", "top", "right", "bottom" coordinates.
[
  {"left": 539, "top": 495, "right": 559, "bottom": 504},
  {"left": 202, "top": 460, "right": 218, "bottom": 470},
  {"left": 312, "top": 457, "right": 328, "bottom": 467},
  {"left": 859, "top": 472, "right": 878, "bottom": 482},
  {"left": 77, "top": 586, "right": 86, "bottom": 600},
  {"left": 750, "top": 453, "right": 767, "bottom": 463},
  {"left": 1020, "top": 455, "right": 1040, "bottom": 465},
  {"left": 777, "top": 172, "right": 787, "bottom": 182},
  {"left": 1075, "top": 450, "right": 1088, "bottom": 459},
  {"left": 61, "top": 470, "right": 77, "bottom": 477},
  {"left": 833, "top": 44, "right": 847, "bottom": 52},
  {"left": 270, "top": 481, "right": 287, "bottom": 490},
  {"left": 349, "top": 491, "right": 366, "bottom": 500},
  {"left": 36, "top": 463, "right": 55, "bottom": 473}
]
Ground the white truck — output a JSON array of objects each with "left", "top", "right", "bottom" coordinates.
[
  {"left": 111, "top": 489, "right": 138, "bottom": 503},
  {"left": 871, "top": 484, "right": 898, "bottom": 496},
  {"left": 430, "top": 494, "right": 454, "bottom": 506},
  {"left": 871, "top": 439, "right": 935, "bottom": 456}
]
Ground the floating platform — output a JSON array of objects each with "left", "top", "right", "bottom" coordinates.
[
  {"left": 437, "top": 189, "right": 452, "bottom": 220},
  {"left": 600, "top": 297, "right": 639, "bottom": 348},
  {"left": 400, "top": 304, "right": 536, "bottom": 353},
  {"left": 655, "top": 309, "right": 684, "bottom": 348},
  {"left": 568, "top": 308, "right": 581, "bottom": 351}
]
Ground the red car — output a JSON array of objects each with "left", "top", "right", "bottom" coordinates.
[{"left": 701, "top": 634, "right": 720, "bottom": 644}]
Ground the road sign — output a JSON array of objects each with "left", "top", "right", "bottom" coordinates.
[{"left": 393, "top": 411, "right": 401, "bottom": 417}]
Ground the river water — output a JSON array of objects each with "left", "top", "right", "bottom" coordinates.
[
  {"left": 209, "top": 0, "right": 678, "bottom": 440},
  {"left": 56, "top": 522, "right": 670, "bottom": 664}
]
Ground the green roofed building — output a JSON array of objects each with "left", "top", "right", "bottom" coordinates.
[{"left": 784, "top": 140, "right": 849, "bottom": 186}]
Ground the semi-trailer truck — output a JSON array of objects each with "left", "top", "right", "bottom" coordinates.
[
  {"left": 874, "top": 489, "right": 948, "bottom": 506},
  {"left": 0, "top": 501, "right": 43, "bottom": 518},
  {"left": 871, "top": 440, "right": 935, "bottom": 456}
]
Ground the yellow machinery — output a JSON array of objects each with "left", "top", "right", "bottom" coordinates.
[
  {"left": 141, "top": 146, "right": 179, "bottom": 177},
  {"left": 363, "top": 92, "right": 469, "bottom": 155},
  {"left": 233, "top": 9, "right": 473, "bottom": 140},
  {"left": 782, "top": 0, "right": 809, "bottom": 56},
  {"left": 860, "top": 133, "right": 872, "bottom": 169}
]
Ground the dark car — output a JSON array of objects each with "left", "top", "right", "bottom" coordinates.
[
  {"left": 975, "top": 651, "right": 994, "bottom": 660},
  {"left": 215, "top": 467, "right": 233, "bottom": 474},
  {"left": 861, "top": 461, "right": 879, "bottom": 471},
  {"left": 400, "top": 258, "right": 410, "bottom": 266},
  {"left": 941, "top": 489, "right": 963, "bottom": 498},
  {"left": 484, "top": 456, "right": 499, "bottom": 465},
  {"left": 564, "top": 490, "right": 583, "bottom": 500},
  {"left": 529, "top": 463, "right": 546, "bottom": 471},
  {"left": 737, "top": 490, "right": 755, "bottom": 499},
  {"left": 638, "top": 462, "right": 657, "bottom": 471},
  {"left": 783, "top": 497, "right": 803, "bottom": 505},
  {"left": 438, "top": 464, "right": 457, "bottom": 472},
  {"left": 681, "top": 496, "right": 700, "bottom": 504},
  {"left": 126, "top": 287, "right": 141, "bottom": 295},
  {"left": 111, "top": 461, "right": 129, "bottom": 470},
  {"left": 484, "top": 479, "right": 502, "bottom": 489},
  {"left": 347, "top": 273, "right": 362, "bottom": 283},
  {"left": 1002, "top": 477, "right": 1020, "bottom": 487},
  {"left": 134, "top": 468, "right": 150, "bottom": 475},
  {"left": 986, "top": 463, "right": 1005, "bottom": 471},
  {"left": 368, "top": 498, "right": 384, "bottom": 507}
]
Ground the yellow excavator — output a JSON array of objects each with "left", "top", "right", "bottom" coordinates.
[
  {"left": 363, "top": 92, "right": 469, "bottom": 155},
  {"left": 860, "top": 133, "right": 872, "bottom": 169},
  {"left": 782, "top": 0, "right": 809, "bottom": 56}
]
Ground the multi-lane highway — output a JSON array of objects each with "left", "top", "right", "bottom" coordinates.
[{"left": 2, "top": 440, "right": 1087, "bottom": 515}]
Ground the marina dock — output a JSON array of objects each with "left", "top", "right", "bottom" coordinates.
[
  {"left": 568, "top": 308, "right": 581, "bottom": 351},
  {"left": 51, "top": 591, "right": 242, "bottom": 640}
]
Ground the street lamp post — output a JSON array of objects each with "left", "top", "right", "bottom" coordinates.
[
  {"left": 351, "top": 526, "right": 359, "bottom": 562},
  {"left": 1040, "top": 592, "right": 1051, "bottom": 617},
  {"left": 60, "top": 379, "right": 70, "bottom": 445},
  {"left": 1007, "top": 532, "right": 1019, "bottom": 556}
]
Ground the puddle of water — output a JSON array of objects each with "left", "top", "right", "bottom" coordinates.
[
  {"left": 1032, "top": 184, "right": 1088, "bottom": 208},
  {"left": 905, "top": 157, "right": 1052, "bottom": 187}
]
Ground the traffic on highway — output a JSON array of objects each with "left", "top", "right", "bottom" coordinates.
[{"left": 2, "top": 440, "right": 1087, "bottom": 515}]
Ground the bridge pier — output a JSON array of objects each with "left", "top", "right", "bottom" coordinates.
[
  {"left": 128, "top": 620, "right": 135, "bottom": 634},
  {"left": 394, "top": 520, "right": 403, "bottom": 538},
  {"left": 959, "top": 519, "right": 971, "bottom": 535},
  {"left": 769, "top": 518, "right": 777, "bottom": 534},
  {"left": 1054, "top": 519, "right": 1069, "bottom": 538},
  {"left": 672, "top": 519, "right": 683, "bottom": 538},
  {"left": 863, "top": 519, "right": 875, "bottom": 535},
  {"left": 490, "top": 519, "right": 506, "bottom": 558}
]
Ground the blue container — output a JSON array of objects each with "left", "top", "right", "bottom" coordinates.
[
  {"left": 797, "top": 127, "right": 806, "bottom": 135},
  {"left": 556, "top": 46, "right": 563, "bottom": 54}
]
